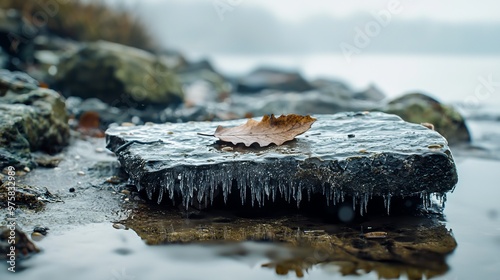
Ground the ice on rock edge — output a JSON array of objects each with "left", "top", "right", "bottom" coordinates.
[
  {"left": 106, "top": 112, "right": 458, "bottom": 214},
  {"left": 128, "top": 163, "right": 448, "bottom": 215}
]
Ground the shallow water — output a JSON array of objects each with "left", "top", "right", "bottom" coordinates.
[
  {"left": 2, "top": 116, "right": 500, "bottom": 279},
  {"left": 0, "top": 155, "right": 498, "bottom": 279}
]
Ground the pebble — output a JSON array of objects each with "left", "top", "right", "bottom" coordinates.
[
  {"left": 121, "top": 122, "right": 135, "bottom": 127},
  {"left": 69, "top": 187, "right": 75, "bottom": 192},
  {"left": 221, "top": 147, "right": 234, "bottom": 152},
  {"left": 23, "top": 166, "right": 31, "bottom": 172},
  {"left": 347, "top": 134, "right": 355, "bottom": 138},
  {"left": 33, "top": 226, "right": 49, "bottom": 235},
  {"left": 74, "top": 155, "right": 81, "bottom": 160},
  {"left": 106, "top": 176, "right": 122, "bottom": 184},
  {"left": 95, "top": 147, "right": 105, "bottom": 153},
  {"left": 31, "top": 232, "right": 44, "bottom": 241},
  {"left": 364, "top": 231, "right": 388, "bottom": 239},
  {"left": 121, "top": 190, "right": 130, "bottom": 195},
  {"left": 77, "top": 171, "right": 85, "bottom": 176},
  {"left": 112, "top": 223, "right": 126, "bottom": 230}
]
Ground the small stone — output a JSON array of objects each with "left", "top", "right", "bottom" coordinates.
[
  {"left": 31, "top": 232, "right": 45, "bottom": 241},
  {"left": 167, "top": 131, "right": 174, "bottom": 135},
  {"left": 121, "top": 122, "right": 135, "bottom": 127},
  {"left": 221, "top": 147, "right": 234, "bottom": 152},
  {"left": 74, "top": 155, "right": 81, "bottom": 160},
  {"left": 363, "top": 232, "right": 388, "bottom": 239},
  {"left": 121, "top": 190, "right": 130, "bottom": 195},
  {"left": 106, "top": 176, "right": 122, "bottom": 184},
  {"left": 33, "top": 226, "right": 49, "bottom": 236},
  {"left": 347, "top": 134, "right": 355, "bottom": 138},
  {"left": 77, "top": 171, "right": 85, "bottom": 176},
  {"left": 69, "top": 187, "right": 75, "bottom": 192},
  {"left": 95, "top": 147, "right": 105, "bottom": 153},
  {"left": 112, "top": 223, "right": 126, "bottom": 230},
  {"left": 23, "top": 166, "right": 31, "bottom": 172}
]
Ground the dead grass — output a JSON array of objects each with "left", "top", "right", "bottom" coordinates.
[{"left": 0, "top": 0, "right": 156, "bottom": 51}]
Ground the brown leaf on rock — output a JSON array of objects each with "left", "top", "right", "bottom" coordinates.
[{"left": 213, "top": 114, "right": 316, "bottom": 147}]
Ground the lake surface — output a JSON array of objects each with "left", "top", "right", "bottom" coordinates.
[
  {"left": 202, "top": 53, "right": 500, "bottom": 106},
  {"left": 2, "top": 154, "right": 499, "bottom": 280}
]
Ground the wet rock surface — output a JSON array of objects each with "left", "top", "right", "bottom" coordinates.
[
  {"left": 0, "top": 70, "right": 69, "bottom": 169},
  {"left": 106, "top": 112, "right": 458, "bottom": 212}
]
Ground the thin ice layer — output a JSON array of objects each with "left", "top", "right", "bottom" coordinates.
[{"left": 106, "top": 112, "right": 458, "bottom": 214}]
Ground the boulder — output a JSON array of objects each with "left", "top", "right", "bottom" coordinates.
[
  {"left": 229, "top": 91, "right": 381, "bottom": 117},
  {"left": 106, "top": 112, "right": 457, "bottom": 213},
  {"left": 0, "top": 9, "right": 36, "bottom": 70},
  {"left": 176, "top": 59, "right": 231, "bottom": 106},
  {"left": 353, "top": 84, "right": 386, "bottom": 102},
  {"left": 381, "top": 93, "right": 470, "bottom": 144},
  {"left": 0, "top": 70, "right": 69, "bottom": 169},
  {"left": 55, "top": 41, "right": 183, "bottom": 108},
  {"left": 237, "top": 67, "right": 313, "bottom": 93}
]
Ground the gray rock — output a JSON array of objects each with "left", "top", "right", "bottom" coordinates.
[
  {"left": 0, "top": 9, "right": 36, "bottom": 69},
  {"left": 353, "top": 84, "right": 386, "bottom": 102},
  {"left": 0, "top": 69, "right": 39, "bottom": 94},
  {"left": 229, "top": 91, "right": 380, "bottom": 117},
  {"left": 1, "top": 226, "right": 39, "bottom": 260},
  {"left": 237, "top": 67, "right": 313, "bottom": 93},
  {"left": 381, "top": 93, "right": 470, "bottom": 144},
  {"left": 0, "top": 70, "right": 69, "bottom": 169},
  {"left": 106, "top": 112, "right": 457, "bottom": 213},
  {"left": 55, "top": 41, "right": 183, "bottom": 108}
]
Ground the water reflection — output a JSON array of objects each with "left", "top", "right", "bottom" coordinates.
[{"left": 123, "top": 202, "right": 456, "bottom": 279}]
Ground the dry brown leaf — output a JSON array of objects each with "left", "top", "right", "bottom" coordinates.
[{"left": 212, "top": 114, "right": 316, "bottom": 147}]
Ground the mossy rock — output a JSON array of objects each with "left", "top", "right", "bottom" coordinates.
[
  {"left": 381, "top": 93, "right": 470, "bottom": 144},
  {"left": 56, "top": 41, "right": 183, "bottom": 108},
  {"left": 0, "top": 76, "right": 69, "bottom": 169}
]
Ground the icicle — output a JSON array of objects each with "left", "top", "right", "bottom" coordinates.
[
  {"left": 296, "top": 183, "right": 303, "bottom": 207},
  {"left": 421, "top": 191, "right": 430, "bottom": 210},
  {"left": 157, "top": 184, "right": 164, "bottom": 204},
  {"left": 383, "top": 194, "right": 392, "bottom": 215},
  {"left": 359, "top": 193, "right": 369, "bottom": 216},
  {"left": 146, "top": 185, "right": 154, "bottom": 200}
]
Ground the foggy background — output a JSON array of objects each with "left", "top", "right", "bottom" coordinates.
[{"left": 124, "top": 0, "right": 500, "bottom": 55}]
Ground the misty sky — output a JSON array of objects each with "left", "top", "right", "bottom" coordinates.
[
  {"left": 113, "top": 0, "right": 500, "bottom": 55},
  {"left": 138, "top": 0, "right": 500, "bottom": 23}
]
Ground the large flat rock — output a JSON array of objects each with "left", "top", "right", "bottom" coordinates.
[{"left": 106, "top": 112, "right": 457, "bottom": 213}]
